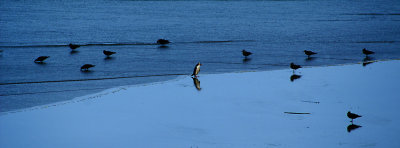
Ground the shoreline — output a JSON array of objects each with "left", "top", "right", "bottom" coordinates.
[{"left": 1, "top": 59, "right": 397, "bottom": 116}]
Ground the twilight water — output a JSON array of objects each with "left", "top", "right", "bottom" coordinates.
[{"left": 1, "top": 0, "right": 399, "bottom": 112}]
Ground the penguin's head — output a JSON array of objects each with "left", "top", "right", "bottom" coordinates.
[{"left": 198, "top": 62, "right": 202, "bottom": 66}]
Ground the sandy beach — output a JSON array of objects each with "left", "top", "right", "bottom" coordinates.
[{"left": 0, "top": 60, "right": 399, "bottom": 148}]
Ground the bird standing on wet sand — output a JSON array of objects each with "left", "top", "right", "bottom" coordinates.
[
  {"left": 34, "top": 56, "right": 50, "bottom": 63},
  {"left": 347, "top": 111, "right": 362, "bottom": 122},
  {"left": 69, "top": 43, "right": 80, "bottom": 50},
  {"left": 157, "top": 39, "right": 170, "bottom": 45},
  {"left": 290, "top": 62, "right": 302, "bottom": 73},
  {"left": 304, "top": 50, "right": 317, "bottom": 58},
  {"left": 191, "top": 62, "right": 202, "bottom": 78},
  {"left": 242, "top": 50, "right": 252, "bottom": 57},
  {"left": 362, "top": 48, "right": 374, "bottom": 57},
  {"left": 103, "top": 50, "right": 116, "bottom": 57},
  {"left": 80, "top": 64, "right": 95, "bottom": 71}
]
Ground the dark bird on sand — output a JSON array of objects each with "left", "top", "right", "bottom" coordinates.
[
  {"left": 80, "top": 64, "right": 95, "bottom": 71},
  {"left": 347, "top": 111, "right": 362, "bottom": 122},
  {"left": 69, "top": 43, "right": 80, "bottom": 49},
  {"left": 103, "top": 50, "right": 116, "bottom": 56},
  {"left": 191, "top": 62, "right": 202, "bottom": 78},
  {"left": 34, "top": 56, "right": 50, "bottom": 63},
  {"left": 157, "top": 39, "right": 170, "bottom": 45},
  {"left": 242, "top": 50, "right": 252, "bottom": 57},
  {"left": 290, "top": 62, "right": 302, "bottom": 72},
  {"left": 347, "top": 123, "right": 362, "bottom": 133},
  {"left": 362, "top": 48, "right": 374, "bottom": 57},
  {"left": 304, "top": 50, "right": 317, "bottom": 58}
]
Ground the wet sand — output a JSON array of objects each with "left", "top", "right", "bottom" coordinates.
[{"left": 0, "top": 60, "right": 399, "bottom": 148}]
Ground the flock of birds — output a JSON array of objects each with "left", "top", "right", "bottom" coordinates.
[{"left": 32, "top": 39, "right": 370, "bottom": 131}]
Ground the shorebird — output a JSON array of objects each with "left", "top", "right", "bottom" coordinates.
[
  {"left": 304, "top": 50, "right": 317, "bottom": 58},
  {"left": 347, "top": 123, "right": 362, "bottom": 133},
  {"left": 34, "top": 56, "right": 49, "bottom": 63},
  {"left": 69, "top": 43, "right": 80, "bottom": 50},
  {"left": 242, "top": 50, "right": 252, "bottom": 57},
  {"left": 103, "top": 50, "right": 116, "bottom": 57},
  {"left": 347, "top": 111, "right": 362, "bottom": 122},
  {"left": 157, "top": 39, "right": 170, "bottom": 45},
  {"left": 290, "top": 62, "right": 302, "bottom": 73},
  {"left": 191, "top": 62, "right": 202, "bottom": 78},
  {"left": 80, "top": 64, "right": 95, "bottom": 71},
  {"left": 362, "top": 48, "right": 374, "bottom": 57}
]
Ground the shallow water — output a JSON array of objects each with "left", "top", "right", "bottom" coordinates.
[{"left": 1, "top": 0, "right": 400, "bottom": 112}]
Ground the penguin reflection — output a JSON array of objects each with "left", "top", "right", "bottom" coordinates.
[
  {"left": 347, "top": 123, "right": 362, "bottom": 133},
  {"left": 290, "top": 74, "right": 302, "bottom": 82},
  {"left": 192, "top": 77, "right": 201, "bottom": 91}
]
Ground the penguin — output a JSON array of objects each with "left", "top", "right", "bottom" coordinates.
[
  {"left": 69, "top": 43, "right": 80, "bottom": 50},
  {"left": 191, "top": 62, "right": 202, "bottom": 78},
  {"left": 347, "top": 111, "right": 362, "bottom": 122},
  {"left": 242, "top": 50, "right": 252, "bottom": 57},
  {"left": 157, "top": 39, "right": 170, "bottom": 45},
  {"left": 80, "top": 64, "right": 95, "bottom": 71},
  {"left": 103, "top": 50, "right": 116, "bottom": 56},
  {"left": 362, "top": 48, "right": 374, "bottom": 57},
  {"left": 34, "top": 56, "right": 50, "bottom": 63},
  {"left": 304, "top": 50, "right": 317, "bottom": 58},
  {"left": 290, "top": 62, "right": 302, "bottom": 73}
]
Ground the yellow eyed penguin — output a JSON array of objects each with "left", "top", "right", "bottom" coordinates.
[{"left": 191, "top": 62, "right": 202, "bottom": 77}]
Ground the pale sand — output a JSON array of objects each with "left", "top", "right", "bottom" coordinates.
[{"left": 0, "top": 60, "right": 399, "bottom": 148}]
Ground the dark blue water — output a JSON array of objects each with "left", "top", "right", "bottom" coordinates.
[{"left": 1, "top": 0, "right": 400, "bottom": 112}]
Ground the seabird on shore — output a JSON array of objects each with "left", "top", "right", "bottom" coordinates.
[
  {"left": 304, "top": 50, "right": 317, "bottom": 58},
  {"left": 103, "top": 50, "right": 116, "bottom": 57},
  {"left": 69, "top": 43, "right": 80, "bottom": 50},
  {"left": 80, "top": 64, "right": 95, "bottom": 71},
  {"left": 290, "top": 62, "right": 302, "bottom": 73},
  {"left": 157, "top": 39, "right": 170, "bottom": 45},
  {"left": 191, "top": 62, "right": 202, "bottom": 78},
  {"left": 362, "top": 48, "right": 374, "bottom": 57},
  {"left": 347, "top": 111, "right": 362, "bottom": 122},
  {"left": 34, "top": 56, "right": 50, "bottom": 63},
  {"left": 242, "top": 50, "right": 252, "bottom": 57}
]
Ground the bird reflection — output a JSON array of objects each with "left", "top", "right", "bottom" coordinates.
[
  {"left": 70, "top": 50, "right": 79, "bottom": 54},
  {"left": 362, "top": 61, "right": 374, "bottom": 67},
  {"left": 243, "top": 57, "right": 251, "bottom": 63},
  {"left": 363, "top": 56, "right": 373, "bottom": 62},
  {"left": 192, "top": 77, "right": 201, "bottom": 91},
  {"left": 290, "top": 74, "right": 302, "bottom": 82},
  {"left": 158, "top": 45, "right": 169, "bottom": 49},
  {"left": 104, "top": 56, "right": 115, "bottom": 60},
  {"left": 347, "top": 123, "right": 362, "bottom": 133},
  {"left": 305, "top": 57, "right": 316, "bottom": 61}
]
